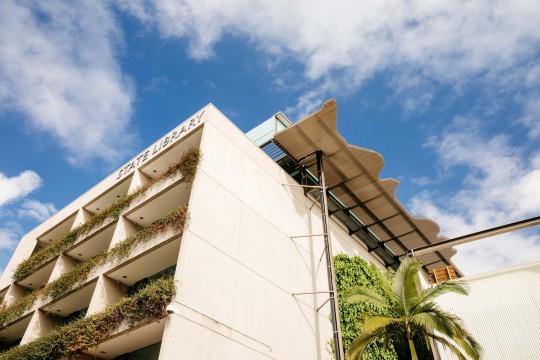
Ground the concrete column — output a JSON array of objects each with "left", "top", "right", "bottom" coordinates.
[
  {"left": 48, "top": 254, "right": 79, "bottom": 283},
  {"left": 86, "top": 275, "right": 126, "bottom": 316},
  {"left": 128, "top": 169, "right": 151, "bottom": 194},
  {"left": 20, "top": 310, "right": 59, "bottom": 345},
  {"left": 108, "top": 217, "right": 140, "bottom": 249},
  {"left": 72, "top": 208, "right": 94, "bottom": 230},
  {"left": 2, "top": 283, "right": 30, "bottom": 307}
]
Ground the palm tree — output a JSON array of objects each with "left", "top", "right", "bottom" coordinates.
[{"left": 346, "top": 257, "right": 481, "bottom": 360}]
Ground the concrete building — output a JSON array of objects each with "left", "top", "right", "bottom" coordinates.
[{"left": 0, "top": 100, "right": 458, "bottom": 359}]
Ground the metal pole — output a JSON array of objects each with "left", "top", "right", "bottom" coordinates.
[
  {"left": 408, "top": 214, "right": 540, "bottom": 257},
  {"left": 316, "top": 150, "right": 345, "bottom": 360}
]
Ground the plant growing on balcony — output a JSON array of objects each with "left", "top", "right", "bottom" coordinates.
[
  {"left": 0, "top": 290, "right": 39, "bottom": 328},
  {"left": 151, "top": 146, "right": 201, "bottom": 185},
  {"left": 41, "top": 255, "right": 104, "bottom": 300},
  {"left": 11, "top": 147, "right": 200, "bottom": 283},
  {"left": 0, "top": 206, "right": 188, "bottom": 328},
  {"left": 109, "top": 205, "right": 188, "bottom": 261},
  {"left": 11, "top": 192, "right": 142, "bottom": 283},
  {"left": 0, "top": 277, "right": 176, "bottom": 360}
]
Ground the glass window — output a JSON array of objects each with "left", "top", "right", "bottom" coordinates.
[
  {"left": 114, "top": 342, "right": 161, "bottom": 360},
  {"left": 127, "top": 265, "right": 176, "bottom": 295}
]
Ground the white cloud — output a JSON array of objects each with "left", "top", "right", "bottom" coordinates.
[
  {"left": 115, "top": 0, "right": 540, "bottom": 276},
  {"left": 118, "top": 0, "right": 540, "bottom": 106},
  {"left": 410, "top": 118, "right": 540, "bottom": 275},
  {"left": 0, "top": 0, "right": 135, "bottom": 165},
  {"left": 519, "top": 94, "right": 540, "bottom": 140},
  {"left": 0, "top": 227, "right": 19, "bottom": 250},
  {"left": 0, "top": 223, "right": 21, "bottom": 276},
  {"left": 410, "top": 176, "right": 432, "bottom": 186},
  {"left": 452, "top": 233, "right": 540, "bottom": 277},
  {"left": 283, "top": 78, "right": 337, "bottom": 118},
  {"left": 0, "top": 171, "right": 42, "bottom": 207},
  {"left": 17, "top": 200, "right": 57, "bottom": 222}
]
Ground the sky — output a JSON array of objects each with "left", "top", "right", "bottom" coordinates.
[{"left": 0, "top": 0, "right": 539, "bottom": 277}]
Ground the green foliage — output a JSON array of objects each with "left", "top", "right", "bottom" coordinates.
[
  {"left": 0, "top": 290, "right": 39, "bottom": 328},
  {"left": 0, "top": 206, "right": 188, "bottom": 329},
  {"left": 335, "top": 254, "right": 398, "bottom": 360},
  {"left": 0, "top": 277, "right": 175, "bottom": 360},
  {"left": 345, "top": 257, "right": 480, "bottom": 360},
  {"left": 156, "top": 147, "right": 201, "bottom": 184},
  {"left": 42, "top": 256, "right": 103, "bottom": 300},
  {"left": 108, "top": 205, "right": 188, "bottom": 261},
  {"left": 12, "top": 232, "right": 78, "bottom": 283},
  {"left": 12, "top": 195, "right": 137, "bottom": 283},
  {"left": 11, "top": 147, "right": 200, "bottom": 283}
]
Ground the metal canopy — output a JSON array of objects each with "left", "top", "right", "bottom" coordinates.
[{"left": 273, "top": 99, "right": 459, "bottom": 274}]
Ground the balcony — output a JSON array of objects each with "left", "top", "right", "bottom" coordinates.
[
  {"left": 106, "top": 233, "right": 180, "bottom": 286},
  {"left": 84, "top": 175, "right": 132, "bottom": 215},
  {"left": 85, "top": 319, "right": 165, "bottom": 359},
  {"left": 139, "top": 128, "right": 202, "bottom": 179},
  {"left": 41, "top": 280, "right": 97, "bottom": 318},
  {"left": 66, "top": 221, "right": 116, "bottom": 262},
  {"left": 16, "top": 258, "right": 57, "bottom": 290},
  {"left": 0, "top": 312, "right": 32, "bottom": 343},
  {"left": 36, "top": 212, "right": 78, "bottom": 248}
]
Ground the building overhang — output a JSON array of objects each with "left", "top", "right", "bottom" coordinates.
[{"left": 273, "top": 99, "right": 459, "bottom": 274}]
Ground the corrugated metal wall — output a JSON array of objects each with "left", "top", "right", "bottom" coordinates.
[{"left": 434, "top": 261, "right": 540, "bottom": 360}]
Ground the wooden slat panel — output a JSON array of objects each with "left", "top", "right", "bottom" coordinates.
[{"left": 429, "top": 265, "right": 457, "bottom": 284}]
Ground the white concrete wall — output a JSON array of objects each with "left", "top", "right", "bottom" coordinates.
[
  {"left": 1, "top": 103, "right": 388, "bottom": 357},
  {"left": 161, "top": 106, "right": 386, "bottom": 360},
  {"left": 0, "top": 106, "right": 209, "bottom": 290}
]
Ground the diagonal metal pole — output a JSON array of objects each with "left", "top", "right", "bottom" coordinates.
[
  {"left": 316, "top": 150, "right": 345, "bottom": 360},
  {"left": 407, "top": 214, "right": 540, "bottom": 257}
]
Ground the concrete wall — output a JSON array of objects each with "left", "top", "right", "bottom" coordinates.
[
  {"left": 1, "top": 103, "right": 387, "bottom": 358},
  {"left": 0, "top": 106, "right": 209, "bottom": 290},
  {"left": 161, "top": 106, "right": 385, "bottom": 360}
]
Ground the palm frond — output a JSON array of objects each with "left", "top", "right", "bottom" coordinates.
[
  {"left": 412, "top": 304, "right": 473, "bottom": 341},
  {"left": 411, "top": 303, "right": 467, "bottom": 338},
  {"left": 412, "top": 311, "right": 457, "bottom": 337},
  {"left": 345, "top": 330, "right": 384, "bottom": 360},
  {"left": 416, "top": 280, "right": 469, "bottom": 308},
  {"left": 346, "top": 286, "right": 391, "bottom": 310},
  {"left": 372, "top": 265, "right": 395, "bottom": 297},
  {"left": 361, "top": 315, "right": 397, "bottom": 333},
  {"left": 392, "top": 257, "right": 421, "bottom": 314},
  {"left": 452, "top": 333, "right": 482, "bottom": 360},
  {"left": 426, "top": 333, "right": 468, "bottom": 360}
]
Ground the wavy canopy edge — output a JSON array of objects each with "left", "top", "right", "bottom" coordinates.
[{"left": 273, "top": 99, "right": 459, "bottom": 275}]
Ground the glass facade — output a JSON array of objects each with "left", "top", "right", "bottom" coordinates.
[{"left": 114, "top": 342, "right": 161, "bottom": 360}]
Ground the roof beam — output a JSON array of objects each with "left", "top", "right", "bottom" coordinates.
[{"left": 408, "top": 215, "right": 540, "bottom": 257}]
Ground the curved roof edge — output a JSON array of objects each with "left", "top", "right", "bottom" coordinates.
[{"left": 274, "top": 99, "right": 460, "bottom": 275}]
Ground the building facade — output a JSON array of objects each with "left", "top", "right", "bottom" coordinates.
[{"left": 0, "top": 101, "right": 458, "bottom": 359}]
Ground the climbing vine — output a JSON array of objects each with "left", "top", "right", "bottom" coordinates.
[
  {"left": 12, "top": 147, "right": 200, "bottom": 282},
  {"left": 335, "top": 254, "right": 397, "bottom": 360},
  {"left": 0, "top": 147, "right": 199, "bottom": 330},
  {"left": 0, "top": 206, "right": 188, "bottom": 329},
  {"left": 0, "top": 277, "right": 176, "bottom": 360},
  {"left": 335, "top": 255, "right": 434, "bottom": 360},
  {"left": 0, "top": 290, "right": 40, "bottom": 328}
]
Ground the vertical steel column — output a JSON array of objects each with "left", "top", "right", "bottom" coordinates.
[{"left": 316, "top": 150, "right": 345, "bottom": 360}]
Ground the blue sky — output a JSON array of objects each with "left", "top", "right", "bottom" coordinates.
[{"left": 1, "top": 0, "right": 539, "bottom": 276}]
